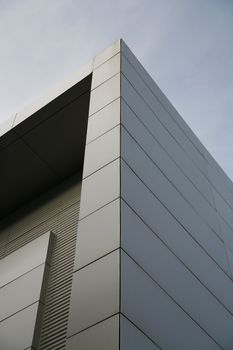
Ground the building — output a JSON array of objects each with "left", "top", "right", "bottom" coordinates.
[{"left": 0, "top": 39, "right": 233, "bottom": 350}]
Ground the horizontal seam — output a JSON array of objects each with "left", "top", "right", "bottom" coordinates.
[
  {"left": 121, "top": 158, "right": 232, "bottom": 280},
  {"left": 121, "top": 76, "right": 233, "bottom": 222},
  {"left": 93, "top": 50, "right": 120, "bottom": 70},
  {"left": 0, "top": 262, "right": 49, "bottom": 290},
  {"left": 121, "top": 124, "right": 224, "bottom": 243},
  {"left": 121, "top": 52, "right": 206, "bottom": 164},
  {"left": 88, "top": 96, "right": 120, "bottom": 118},
  {"left": 73, "top": 248, "right": 119, "bottom": 274},
  {"left": 121, "top": 197, "right": 233, "bottom": 316},
  {"left": 82, "top": 157, "right": 120, "bottom": 181},
  {"left": 0, "top": 300, "right": 44, "bottom": 324},
  {"left": 121, "top": 249, "right": 223, "bottom": 349},
  {"left": 67, "top": 312, "right": 119, "bottom": 339},
  {"left": 86, "top": 123, "right": 120, "bottom": 145}
]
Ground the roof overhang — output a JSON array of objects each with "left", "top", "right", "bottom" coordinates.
[{"left": 0, "top": 70, "right": 92, "bottom": 220}]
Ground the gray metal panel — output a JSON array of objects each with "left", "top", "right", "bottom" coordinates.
[
  {"left": 67, "top": 250, "right": 119, "bottom": 337},
  {"left": 86, "top": 99, "right": 120, "bottom": 144},
  {"left": 83, "top": 125, "right": 120, "bottom": 178},
  {"left": 92, "top": 53, "right": 120, "bottom": 90},
  {"left": 226, "top": 248, "right": 233, "bottom": 278},
  {"left": 66, "top": 315, "right": 119, "bottom": 350},
  {"left": 121, "top": 103, "right": 221, "bottom": 237},
  {"left": 218, "top": 214, "right": 233, "bottom": 252},
  {"left": 0, "top": 174, "right": 81, "bottom": 350},
  {"left": 121, "top": 201, "right": 233, "bottom": 349},
  {"left": 121, "top": 76, "right": 214, "bottom": 206},
  {"left": 93, "top": 39, "right": 120, "bottom": 69},
  {"left": 120, "top": 315, "right": 159, "bottom": 350},
  {"left": 121, "top": 161, "right": 233, "bottom": 314},
  {"left": 213, "top": 188, "right": 233, "bottom": 232},
  {"left": 227, "top": 248, "right": 233, "bottom": 278},
  {"left": 121, "top": 40, "right": 208, "bottom": 160},
  {"left": 0, "top": 303, "right": 41, "bottom": 350},
  {"left": 0, "top": 264, "right": 45, "bottom": 322},
  {"left": 74, "top": 199, "right": 120, "bottom": 271},
  {"left": 207, "top": 159, "right": 233, "bottom": 198},
  {"left": 0, "top": 231, "right": 52, "bottom": 288},
  {"left": 121, "top": 252, "right": 221, "bottom": 350},
  {"left": 121, "top": 132, "right": 229, "bottom": 274},
  {"left": 79, "top": 159, "right": 120, "bottom": 219},
  {"left": 121, "top": 55, "right": 207, "bottom": 174},
  {"left": 207, "top": 165, "right": 233, "bottom": 211},
  {"left": 89, "top": 74, "right": 120, "bottom": 116}
]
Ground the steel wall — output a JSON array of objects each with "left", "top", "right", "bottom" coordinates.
[{"left": 0, "top": 174, "right": 81, "bottom": 350}]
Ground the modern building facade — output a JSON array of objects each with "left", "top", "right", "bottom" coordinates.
[{"left": 1, "top": 39, "right": 233, "bottom": 350}]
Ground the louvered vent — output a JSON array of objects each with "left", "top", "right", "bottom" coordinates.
[
  {"left": 0, "top": 175, "right": 81, "bottom": 350},
  {"left": 39, "top": 203, "right": 80, "bottom": 350}
]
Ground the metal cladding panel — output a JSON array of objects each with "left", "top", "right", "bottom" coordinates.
[
  {"left": 121, "top": 40, "right": 208, "bottom": 160},
  {"left": 0, "top": 231, "right": 53, "bottom": 349},
  {"left": 213, "top": 188, "right": 233, "bottom": 231},
  {"left": 89, "top": 73, "right": 120, "bottom": 116},
  {"left": 93, "top": 40, "right": 120, "bottom": 69},
  {"left": 121, "top": 160, "right": 233, "bottom": 314},
  {"left": 121, "top": 252, "right": 221, "bottom": 350},
  {"left": 121, "top": 53, "right": 207, "bottom": 174},
  {"left": 91, "top": 53, "right": 120, "bottom": 90},
  {"left": 204, "top": 152, "right": 233, "bottom": 210},
  {"left": 121, "top": 101, "right": 221, "bottom": 238},
  {"left": 66, "top": 45, "right": 121, "bottom": 349},
  {"left": 67, "top": 250, "right": 120, "bottom": 337},
  {"left": 83, "top": 125, "right": 120, "bottom": 178},
  {"left": 74, "top": 199, "right": 120, "bottom": 271},
  {"left": 121, "top": 128, "right": 228, "bottom": 273},
  {"left": 121, "top": 75, "right": 214, "bottom": 207},
  {"left": 66, "top": 315, "right": 119, "bottom": 350},
  {"left": 79, "top": 158, "right": 120, "bottom": 219},
  {"left": 0, "top": 303, "right": 42, "bottom": 350},
  {"left": 86, "top": 98, "right": 120, "bottom": 143},
  {"left": 0, "top": 231, "right": 52, "bottom": 288},
  {"left": 120, "top": 41, "right": 233, "bottom": 350},
  {"left": 121, "top": 201, "right": 233, "bottom": 349},
  {"left": 0, "top": 263, "right": 45, "bottom": 322},
  {"left": 0, "top": 174, "right": 81, "bottom": 350},
  {"left": 120, "top": 315, "right": 160, "bottom": 350},
  {"left": 217, "top": 205, "right": 233, "bottom": 249}
]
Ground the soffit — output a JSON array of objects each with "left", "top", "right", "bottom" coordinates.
[{"left": 0, "top": 74, "right": 92, "bottom": 220}]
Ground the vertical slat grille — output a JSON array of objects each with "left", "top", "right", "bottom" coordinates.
[{"left": 0, "top": 176, "right": 81, "bottom": 350}]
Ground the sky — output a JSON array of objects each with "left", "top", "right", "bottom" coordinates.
[{"left": 0, "top": 0, "right": 233, "bottom": 180}]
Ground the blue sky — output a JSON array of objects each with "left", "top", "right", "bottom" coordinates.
[{"left": 0, "top": 0, "right": 232, "bottom": 180}]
